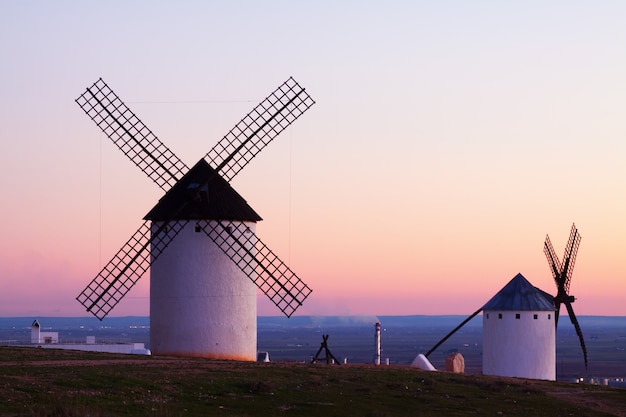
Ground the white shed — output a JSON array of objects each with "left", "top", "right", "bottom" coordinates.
[{"left": 30, "top": 320, "right": 59, "bottom": 344}]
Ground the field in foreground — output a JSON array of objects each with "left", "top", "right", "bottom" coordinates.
[{"left": 1, "top": 347, "right": 625, "bottom": 417}]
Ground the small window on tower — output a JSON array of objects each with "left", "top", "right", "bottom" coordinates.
[
  {"left": 548, "top": 314, "right": 551, "bottom": 320},
  {"left": 195, "top": 224, "right": 201, "bottom": 233},
  {"left": 515, "top": 313, "right": 521, "bottom": 319},
  {"left": 486, "top": 313, "right": 490, "bottom": 319},
  {"left": 533, "top": 314, "right": 538, "bottom": 320},
  {"left": 498, "top": 313, "right": 502, "bottom": 319}
]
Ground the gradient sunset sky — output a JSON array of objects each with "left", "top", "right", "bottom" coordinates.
[{"left": 1, "top": 1, "right": 624, "bottom": 318}]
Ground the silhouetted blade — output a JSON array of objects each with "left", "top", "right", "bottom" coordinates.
[
  {"left": 76, "top": 78, "right": 188, "bottom": 191},
  {"left": 561, "top": 224, "right": 581, "bottom": 294},
  {"left": 205, "top": 77, "right": 315, "bottom": 181},
  {"left": 197, "top": 220, "right": 312, "bottom": 317},
  {"left": 76, "top": 220, "right": 187, "bottom": 320},
  {"left": 544, "top": 235, "right": 563, "bottom": 287},
  {"left": 425, "top": 308, "right": 483, "bottom": 357},
  {"left": 564, "top": 301, "right": 588, "bottom": 369},
  {"left": 554, "top": 300, "right": 563, "bottom": 328}
]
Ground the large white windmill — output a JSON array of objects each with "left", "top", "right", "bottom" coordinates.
[{"left": 75, "top": 77, "right": 314, "bottom": 360}]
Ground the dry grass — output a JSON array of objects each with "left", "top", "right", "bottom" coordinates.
[{"left": 1, "top": 346, "right": 625, "bottom": 416}]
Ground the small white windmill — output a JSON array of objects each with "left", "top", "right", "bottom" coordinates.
[
  {"left": 481, "top": 273, "right": 557, "bottom": 380},
  {"left": 424, "top": 224, "right": 587, "bottom": 380},
  {"left": 75, "top": 77, "right": 315, "bottom": 360}
]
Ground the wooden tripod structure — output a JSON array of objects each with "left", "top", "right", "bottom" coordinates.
[{"left": 311, "top": 335, "right": 341, "bottom": 364}]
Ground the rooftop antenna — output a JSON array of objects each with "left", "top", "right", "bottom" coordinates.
[
  {"left": 75, "top": 77, "right": 315, "bottom": 359},
  {"left": 544, "top": 223, "right": 587, "bottom": 369}
]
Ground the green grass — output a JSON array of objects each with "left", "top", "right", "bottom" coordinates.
[{"left": 1, "top": 346, "right": 625, "bottom": 416}]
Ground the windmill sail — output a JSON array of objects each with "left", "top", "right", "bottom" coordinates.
[
  {"left": 76, "top": 220, "right": 187, "bottom": 320},
  {"left": 564, "top": 301, "right": 589, "bottom": 369},
  {"left": 76, "top": 78, "right": 188, "bottom": 191},
  {"left": 544, "top": 223, "right": 587, "bottom": 369},
  {"left": 197, "top": 220, "right": 312, "bottom": 317},
  {"left": 561, "top": 224, "right": 581, "bottom": 294},
  {"left": 544, "top": 235, "right": 564, "bottom": 324},
  {"left": 76, "top": 77, "right": 315, "bottom": 321},
  {"left": 544, "top": 235, "right": 562, "bottom": 287},
  {"left": 206, "top": 77, "right": 315, "bottom": 181}
]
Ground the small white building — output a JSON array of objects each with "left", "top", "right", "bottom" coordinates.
[
  {"left": 482, "top": 273, "right": 556, "bottom": 381},
  {"left": 29, "top": 320, "right": 150, "bottom": 355},
  {"left": 30, "top": 320, "right": 59, "bottom": 344}
]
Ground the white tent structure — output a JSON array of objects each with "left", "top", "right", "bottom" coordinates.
[{"left": 411, "top": 353, "right": 437, "bottom": 371}]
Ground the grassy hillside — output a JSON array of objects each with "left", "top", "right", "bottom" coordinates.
[{"left": 1, "top": 347, "right": 625, "bottom": 417}]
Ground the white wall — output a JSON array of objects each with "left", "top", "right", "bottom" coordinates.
[
  {"left": 38, "top": 343, "right": 148, "bottom": 355},
  {"left": 31, "top": 325, "right": 58, "bottom": 344},
  {"left": 150, "top": 220, "right": 257, "bottom": 360},
  {"left": 483, "top": 310, "right": 555, "bottom": 380}
]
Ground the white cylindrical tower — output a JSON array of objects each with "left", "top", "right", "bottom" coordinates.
[
  {"left": 374, "top": 322, "right": 381, "bottom": 365},
  {"left": 483, "top": 310, "right": 555, "bottom": 380},
  {"left": 144, "top": 159, "right": 263, "bottom": 361},
  {"left": 150, "top": 220, "right": 257, "bottom": 360},
  {"left": 482, "top": 273, "right": 556, "bottom": 381}
]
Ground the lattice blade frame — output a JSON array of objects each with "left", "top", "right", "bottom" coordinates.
[
  {"left": 76, "top": 78, "right": 189, "bottom": 191},
  {"left": 197, "top": 220, "right": 312, "bottom": 317},
  {"left": 205, "top": 77, "right": 315, "bottom": 181},
  {"left": 76, "top": 220, "right": 187, "bottom": 320},
  {"left": 561, "top": 224, "right": 581, "bottom": 294},
  {"left": 554, "top": 301, "right": 562, "bottom": 328},
  {"left": 543, "top": 235, "right": 562, "bottom": 287},
  {"left": 564, "top": 301, "right": 588, "bottom": 369}
]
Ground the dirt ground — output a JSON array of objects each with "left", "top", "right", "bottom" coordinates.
[{"left": 546, "top": 389, "right": 626, "bottom": 417}]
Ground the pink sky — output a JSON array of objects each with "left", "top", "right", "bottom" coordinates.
[{"left": 1, "top": 2, "right": 625, "bottom": 318}]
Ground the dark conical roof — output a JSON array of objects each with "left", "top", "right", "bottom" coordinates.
[
  {"left": 482, "top": 273, "right": 555, "bottom": 311},
  {"left": 144, "top": 159, "right": 262, "bottom": 222}
]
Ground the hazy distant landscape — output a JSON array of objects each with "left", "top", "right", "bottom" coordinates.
[{"left": 1, "top": 315, "right": 624, "bottom": 383}]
